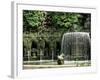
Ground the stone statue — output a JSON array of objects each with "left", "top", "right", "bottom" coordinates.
[{"left": 57, "top": 53, "right": 64, "bottom": 65}]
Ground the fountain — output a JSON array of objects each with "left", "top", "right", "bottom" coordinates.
[{"left": 61, "top": 32, "right": 90, "bottom": 61}]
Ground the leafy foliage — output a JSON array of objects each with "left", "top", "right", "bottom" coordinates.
[
  {"left": 23, "top": 10, "right": 91, "bottom": 57},
  {"left": 23, "top": 10, "right": 46, "bottom": 32},
  {"left": 23, "top": 10, "right": 91, "bottom": 33}
]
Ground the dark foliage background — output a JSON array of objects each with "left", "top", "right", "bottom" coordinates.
[{"left": 23, "top": 10, "right": 91, "bottom": 61}]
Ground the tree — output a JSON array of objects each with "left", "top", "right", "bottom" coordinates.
[{"left": 23, "top": 10, "right": 46, "bottom": 32}]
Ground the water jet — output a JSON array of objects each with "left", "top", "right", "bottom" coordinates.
[{"left": 61, "top": 32, "right": 90, "bottom": 61}]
